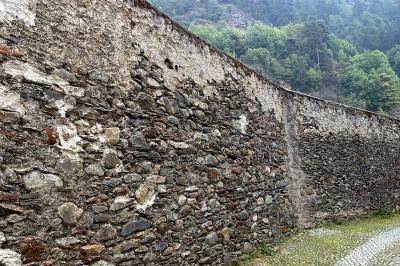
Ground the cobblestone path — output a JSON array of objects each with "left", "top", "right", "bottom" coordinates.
[
  {"left": 335, "top": 227, "right": 400, "bottom": 266},
  {"left": 243, "top": 214, "right": 400, "bottom": 266}
]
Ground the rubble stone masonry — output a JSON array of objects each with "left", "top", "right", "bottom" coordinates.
[{"left": 0, "top": 0, "right": 399, "bottom": 265}]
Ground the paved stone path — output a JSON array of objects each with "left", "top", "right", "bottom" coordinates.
[{"left": 335, "top": 227, "right": 400, "bottom": 266}]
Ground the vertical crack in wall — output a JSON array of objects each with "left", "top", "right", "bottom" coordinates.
[{"left": 282, "top": 95, "right": 312, "bottom": 228}]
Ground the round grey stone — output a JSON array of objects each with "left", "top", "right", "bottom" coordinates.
[
  {"left": 85, "top": 163, "right": 105, "bottom": 176},
  {"left": 206, "top": 232, "right": 219, "bottom": 246}
]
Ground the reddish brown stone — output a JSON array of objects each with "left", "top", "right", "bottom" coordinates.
[
  {"left": 280, "top": 226, "right": 289, "bottom": 234},
  {"left": 44, "top": 260, "right": 55, "bottom": 266},
  {"left": 174, "top": 186, "right": 183, "bottom": 192},
  {"left": 20, "top": 236, "right": 45, "bottom": 263},
  {"left": 79, "top": 244, "right": 105, "bottom": 263},
  {"left": 0, "top": 46, "right": 26, "bottom": 58},
  {"left": 44, "top": 127, "right": 58, "bottom": 145},
  {"left": 0, "top": 192, "right": 18, "bottom": 201},
  {"left": 209, "top": 169, "right": 220, "bottom": 178},
  {"left": 230, "top": 167, "right": 243, "bottom": 175},
  {"left": 0, "top": 129, "right": 16, "bottom": 137},
  {"left": 113, "top": 185, "right": 130, "bottom": 196}
]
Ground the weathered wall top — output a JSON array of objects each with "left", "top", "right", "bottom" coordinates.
[{"left": 1, "top": 0, "right": 399, "bottom": 265}]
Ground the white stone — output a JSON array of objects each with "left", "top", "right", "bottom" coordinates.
[
  {"left": 168, "top": 141, "right": 190, "bottom": 149},
  {"left": 0, "top": 232, "right": 5, "bottom": 247},
  {"left": 0, "top": 249, "right": 22, "bottom": 266},
  {"left": 0, "top": 86, "right": 25, "bottom": 115},
  {"left": 57, "top": 202, "right": 83, "bottom": 225},
  {"left": 184, "top": 186, "right": 199, "bottom": 192},
  {"left": 232, "top": 114, "right": 248, "bottom": 134},
  {"left": 114, "top": 195, "right": 131, "bottom": 204},
  {"left": 265, "top": 195, "right": 273, "bottom": 205},
  {"left": 2, "top": 61, "right": 49, "bottom": 84},
  {"left": 23, "top": 171, "right": 63, "bottom": 190},
  {"left": 91, "top": 261, "right": 115, "bottom": 266},
  {"left": 178, "top": 195, "right": 187, "bottom": 206},
  {"left": 0, "top": 0, "right": 37, "bottom": 26},
  {"left": 211, "top": 129, "right": 221, "bottom": 138},
  {"left": 55, "top": 237, "right": 81, "bottom": 248},
  {"left": 146, "top": 77, "right": 161, "bottom": 88}
]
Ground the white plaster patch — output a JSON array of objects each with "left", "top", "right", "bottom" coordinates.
[
  {"left": 54, "top": 98, "right": 74, "bottom": 117},
  {"left": 57, "top": 124, "right": 83, "bottom": 156},
  {"left": 136, "top": 193, "right": 156, "bottom": 211},
  {"left": 233, "top": 114, "right": 248, "bottom": 134},
  {"left": 0, "top": 86, "right": 25, "bottom": 115},
  {"left": 135, "top": 184, "right": 157, "bottom": 211},
  {"left": 297, "top": 99, "right": 400, "bottom": 139},
  {"left": 0, "top": 0, "right": 37, "bottom": 26}
]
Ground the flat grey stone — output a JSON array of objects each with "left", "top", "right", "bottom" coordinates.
[{"left": 121, "top": 219, "right": 151, "bottom": 237}]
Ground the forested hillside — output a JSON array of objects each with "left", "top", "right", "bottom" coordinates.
[{"left": 150, "top": 0, "right": 400, "bottom": 116}]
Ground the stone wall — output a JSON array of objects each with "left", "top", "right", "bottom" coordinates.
[{"left": 0, "top": 0, "right": 399, "bottom": 265}]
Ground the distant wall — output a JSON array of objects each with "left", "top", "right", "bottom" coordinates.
[{"left": 0, "top": 0, "right": 399, "bottom": 265}]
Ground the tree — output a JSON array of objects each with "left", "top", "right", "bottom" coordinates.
[
  {"left": 343, "top": 50, "right": 400, "bottom": 111},
  {"left": 283, "top": 54, "right": 311, "bottom": 92},
  {"left": 387, "top": 45, "right": 400, "bottom": 76},
  {"left": 240, "top": 48, "right": 284, "bottom": 80},
  {"left": 307, "top": 68, "right": 323, "bottom": 90},
  {"left": 189, "top": 22, "right": 244, "bottom": 57},
  {"left": 244, "top": 23, "right": 288, "bottom": 58},
  {"left": 329, "top": 35, "right": 357, "bottom": 63},
  {"left": 303, "top": 17, "right": 330, "bottom": 69}
]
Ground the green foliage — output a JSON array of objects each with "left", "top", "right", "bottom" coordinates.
[
  {"left": 308, "top": 68, "right": 323, "bottom": 90},
  {"left": 245, "top": 242, "right": 275, "bottom": 260},
  {"left": 189, "top": 22, "right": 243, "bottom": 57},
  {"left": 343, "top": 50, "right": 400, "bottom": 111},
  {"left": 240, "top": 48, "right": 284, "bottom": 80},
  {"left": 375, "top": 208, "right": 394, "bottom": 218},
  {"left": 244, "top": 24, "right": 288, "bottom": 58},
  {"left": 283, "top": 54, "right": 311, "bottom": 92},
  {"left": 387, "top": 45, "right": 400, "bottom": 76},
  {"left": 329, "top": 35, "right": 358, "bottom": 63}
]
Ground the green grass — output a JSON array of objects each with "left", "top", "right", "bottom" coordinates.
[{"left": 242, "top": 213, "right": 400, "bottom": 266}]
